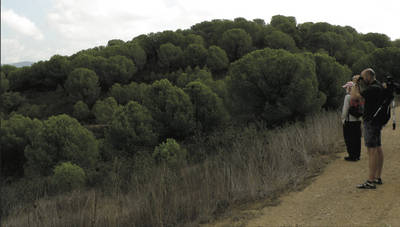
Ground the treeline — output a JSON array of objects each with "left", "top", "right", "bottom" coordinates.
[{"left": 1, "top": 15, "right": 400, "bottom": 195}]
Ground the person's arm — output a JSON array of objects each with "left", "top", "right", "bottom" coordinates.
[
  {"left": 341, "top": 95, "right": 350, "bottom": 124},
  {"left": 350, "top": 83, "right": 361, "bottom": 100},
  {"left": 352, "top": 75, "right": 367, "bottom": 99},
  {"left": 358, "top": 79, "right": 369, "bottom": 98}
]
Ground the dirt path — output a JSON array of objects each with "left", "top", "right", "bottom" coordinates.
[{"left": 205, "top": 108, "right": 400, "bottom": 227}]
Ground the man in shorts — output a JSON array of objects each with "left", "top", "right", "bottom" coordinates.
[{"left": 353, "top": 68, "right": 385, "bottom": 189}]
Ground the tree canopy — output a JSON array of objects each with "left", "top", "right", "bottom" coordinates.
[
  {"left": 64, "top": 68, "right": 101, "bottom": 105},
  {"left": 229, "top": 48, "right": 325, "bottom": 124},
  {"left": 145, "top": 79, "right": 195, "bottom": 139},
  {"left": 220, "top": 28, "right": 253, "bottom": 61},
  {"left": 2, "top": 15, "right": 400, "bottom": 183},
  {"left": 106, "top": 101, "right": 158, "bottom": 157},
  {"left": 25, "top": 114, "right": 99, "bottom": 176}
]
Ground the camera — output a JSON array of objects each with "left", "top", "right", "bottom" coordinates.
[
  {"left": 385, "top": 76, "right": 400, "bottom": 94},
  {"left": 384, "top": 76, "right": 399, "bottom": 130}
]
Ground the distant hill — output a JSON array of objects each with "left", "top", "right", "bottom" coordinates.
[{"left": 4, "top": 61, "right": 35, "bottom": 67}]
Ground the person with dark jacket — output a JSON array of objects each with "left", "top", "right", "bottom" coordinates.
[{"left": 353, "top": 68, "right": 385, "bottom": 189}]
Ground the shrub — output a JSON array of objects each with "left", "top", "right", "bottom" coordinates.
[
  {"left": 105, "top": 101, "right": 158, "bottom": 157},
  {"left": 109, "top": 82, "right": 150, "bottom": 105},
  {"left": 145, "top": 79, "right": 195, "bottom": 139},
  {"left": 184, "top": 81, "right": 229, "bottom": 132},
  {"left": 352, "top": 47, "right": 400, "bottom": 82},
  {"left": 220, "top": 28, "right": 252, "bottom": 61},
  {"left": 0, "top": 114, "right": 41, "bottom": 177},
  {"left": 0, "top": 92, "right": 25, "bottom": 113},
  {"left": 73, "top": 101, "right": 91, "bottom": 121},
  {"left": 206, "top": 45, "right": 229, "bottom": 73},
  {"left": 92, "top": 97, "right": 119, "bottom": 124},
  {"left": 0, "top": 72, "right": 9, "bottom": 94},
  {"left": 52, "top": 162, "right": 86, "bottom": 192},
  {"left": 153, "top": 138, "right": 186, "bottom": 166},
  {"left": 183, "top": 43, "right": 207, "bottom": 68},
  {"left": 229, "top": 48, "right": 325, "bottom": 124},
  {"left": 25, "top": 114, "right": 99, "bottom": 176},
  {"left": 313, "top": 53, "right": 350, "bottom": 109},
  {"left": 64, "top": 68, "right": 100, "bottom": 105},
  {"left": 17, "top": 103, "right": 45, "bottom": 119}
]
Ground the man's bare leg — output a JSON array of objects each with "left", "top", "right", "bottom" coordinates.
[
  {"left": 376, "top": 146, "right": 384, "bottom": 179},
  {"left": 368, "top": 147, "right": 378, "bottom": 181}
]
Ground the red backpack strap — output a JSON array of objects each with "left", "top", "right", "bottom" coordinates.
[{"left": 349, "top": 98, "right": 357, "bottom": 106}]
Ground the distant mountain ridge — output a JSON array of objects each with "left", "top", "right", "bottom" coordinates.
[{"left": 3, "top": 61, "right": 35, "bottom": 67}]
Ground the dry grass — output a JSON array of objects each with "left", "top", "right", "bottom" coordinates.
[{"left": 3, "top": 111, "right": 343, "bottom": 227}]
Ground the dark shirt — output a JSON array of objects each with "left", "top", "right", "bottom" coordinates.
[{"left": 360, "top": 80, "right": 384, "bottom": 122}]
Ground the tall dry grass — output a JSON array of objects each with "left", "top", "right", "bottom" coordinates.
[{"left": 3, "top": 111, "right": 343, "bottom": 227}]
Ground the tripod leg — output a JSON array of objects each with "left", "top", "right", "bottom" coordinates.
[{"left": 393, "top": 100, "right": 396, "bottom": 130}]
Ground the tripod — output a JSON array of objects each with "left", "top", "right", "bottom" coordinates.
[{"left": 392, "top": 100, "right": 396, "bottom": 130}]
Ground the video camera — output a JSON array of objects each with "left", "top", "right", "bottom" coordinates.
[
  {"left": 385, "top": 76, "right": 400, "bottom": 94},
  {"left": 385, "top": 76, "right": 399, "bottom": 130}
]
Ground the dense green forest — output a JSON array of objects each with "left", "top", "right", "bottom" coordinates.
[{"left": 1, "top": 15, "right": 400, "bottom": 223}]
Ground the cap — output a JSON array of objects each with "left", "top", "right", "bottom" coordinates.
[{"left": 342, "top": 81, "right": 354, "bottom": 89}]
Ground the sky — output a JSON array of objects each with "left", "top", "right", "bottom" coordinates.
[{"left": 1, "top": 0, "right": 400, "bottom": 64}]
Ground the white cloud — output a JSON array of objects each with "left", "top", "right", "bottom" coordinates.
[
  {"left": 1, "top": 8, "right": 44, "bottom": 40},
  {"left": 46, "top": 0, "right": 400, "bottom": 47},
  {"left": 3, "top": 0, "right": 400, "bottom": 64},
  {"left": 1, "top": 38, "right": 25, "bottom": 63},
  {"left": 47, "top": 0, "right": 243, "bottom": 48},
  {"left": 44, "top": 0, "right": 198, "bottom": 58},
  {"left": 47, "top": 0, "right": 176, "bottom": 41},
  {"left": 1, "top": 38, "right": 54, "bottom": 64}
]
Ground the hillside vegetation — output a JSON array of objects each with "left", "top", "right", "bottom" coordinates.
[{"left": 1, "top": 15, "right": 400, "bottom": 226}]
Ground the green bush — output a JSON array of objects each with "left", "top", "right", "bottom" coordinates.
[
  {"left": 220, "top": 28, "right": 252, "bottom": 61},
  {"left": 352, "top": 47, "right": 400, "bottom": 82},
  {"left": 106, "top": 101, "right": 158, "bottom": 157},
  {"left": 109, "top": 82, "right": 150, "bottom": 105},
  {"left": 176, "top": 67, "right": 214, "bottom": 88},
  {"left": 184, "top": 81, "right": 229, "bottom": 132},
  {"left": 264, "top": 29, "right": 297, "bottom": 52},
  {"left": 1, "top": 114, "right": 42, "bottom": 177},
  {"left": 0, "top": 92, "right": 26, "bottom": 114},
  {"left": 313, "top": 53, "right": 350, "bottom": 109},
  {"left": 183, "top": 43, "right": 208, "bottom": 68},
  {"left": 0, "top": 72, "right": 9, "bottom": 94},
  {"left": 158, "top": 43, "right": 183, "bottom": 71},
  {"left": 73, "top": 101, "right": 91, "bottom": 121},
  {"left": 362, "top": 32, "right": 391, "bottom": 48},
  {"left": 25, "top": 114, "right": 99, "bottom": 176},
  {"left": 64, "top": 68, "right": 100, "bottom": 105},
  {"left": 153, "top": 138, "right": 186, "bottom": 166},
  {"left": 206, "top": 45, "right": 229, "bottom": 73},
  {"left": 52, "top": 162, "right": 86, "bottom": 192},
  {"left": 229, "top": 48, "right": 325, "bottom": 124},
  {"left": 17, "top": 103, "right": 45, "bottom": 119},
  {"left": 145, "top": 79, "right": 195, "bottom": 139},
  {"left": 103, "top": 55, "right": 137, "bottom": 88},
  {"left": 92, "top": 97, "right": 119, "bottom": 124}
]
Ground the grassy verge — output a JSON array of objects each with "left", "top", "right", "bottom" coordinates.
[{"left": 2, "top": 111, "right": 343, "bottom": 227}]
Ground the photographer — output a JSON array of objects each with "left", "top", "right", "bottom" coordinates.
[{"left": 353, "top": 68, "right": 385, "bottom": 189}]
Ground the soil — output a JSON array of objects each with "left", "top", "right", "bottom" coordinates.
[{"left": 203, "top": 108, "right": 400, "bottom": 227}]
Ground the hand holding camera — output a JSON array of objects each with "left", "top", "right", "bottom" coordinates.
[{"left": 352, "top": 75, "right": 360, "bottom": 83}]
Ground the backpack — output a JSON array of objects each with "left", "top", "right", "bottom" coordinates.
[
  {"left": 372, "top": 85, "right": 394, "bottom": 126},
  {"left": 348, "top": 98, "right": 364, "bottom": 118}
]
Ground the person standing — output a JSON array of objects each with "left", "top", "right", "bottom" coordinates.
[
  {"left": 341, "top": 80, "right": 362, "bottom": 161},
  {"left": 353, "top": 68, "right": 385, "bottom": 189}
]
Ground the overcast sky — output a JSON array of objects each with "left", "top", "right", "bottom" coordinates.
[{"left": 1, "top": 0, "right": 400, "bottom": 64}]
